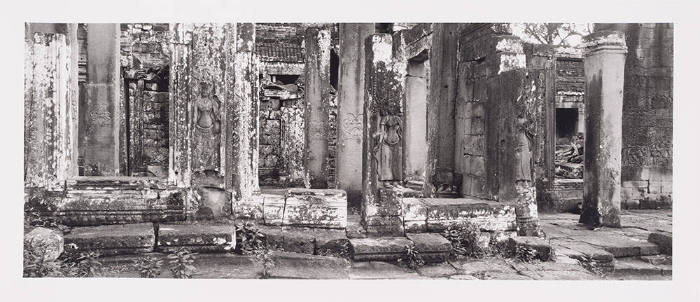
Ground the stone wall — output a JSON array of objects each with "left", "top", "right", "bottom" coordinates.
[
  {"left": 119, "top": 23, "right": 171, "bottom": 177},
  {"left": 596, "top": 24, "right": 673, "bottom": 209}
]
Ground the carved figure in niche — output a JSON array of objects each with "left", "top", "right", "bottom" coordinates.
[
  {"left": 373, "top": 115, "right": 402, "bottom": 184},
  {"left": 192, "top": 81, "right": 221, "bottom": 172},
  {"left": 514, "top": 115, "right": 533, "bottom": 182}
]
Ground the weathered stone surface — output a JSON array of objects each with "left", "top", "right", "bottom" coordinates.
[
  {"left": 416, "top": 262, "right": 458, "bottom": 278},
  {"left": 158, "top": 222, "right": 236, "bottom": 253},
  {"left": 283, "top": 188, "right": 347, "bottom": 228},
  {"left": 401, "top": 197, "right": 427, "bottom": 232},
  {"left": 640, "top": 255, "right": 672, "bottom": 265},
  {"left": 406, "top": 233, "right": 451, "bottom": 263},
  {"left": 348, "top": 261, "right": 421, "bottom": 279},
  {"left": 580, "top": 30, "right": 627, "bottom": 228},
  {"left": 304, "top": 28, "right": 332, "bottom": 189},
  {"left": 346, "top": 214, "right": 367, "bottom": 239},
  {"left": 64, "top": 223, "right": 155, "bottom": 256},
  {"left": 520, "top": 270, "right": 596, "bottom": 280},
  {"left": 24, "top": 227, "right": 64, "bottom": 261},
  {"left": 612, "top": 257, "right": 672, "bottom": 277},
  {"left": 449, "top": 258, "right": 518, "bottom": 275},
  {"left": 648, "top": 232, "right": 672, "bottom": 255},
  {"left": 420, "top": 198, "right": 517, "bottom": 232},
  {"left": 196, "top": 187, "right": 232, "bottom": 219},
  {"left": 508, "top": 236, "right": 554, "bottom": 261},
  {"left": 268, "top": 251, "right": 350, "bottom": 279},
  {"left": 350, "top": 237, "right": 412, "bottom": 261},
  {"left": 233, "top": 194, "right": 264, "bottom": 221},
  {"left": 363, "top": 215, "right": 405, "bottom": 237},
  {"left": 262, "top": 193, "right": 286, "bottom": 225}
]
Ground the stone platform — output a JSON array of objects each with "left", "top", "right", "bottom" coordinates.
[
  {"left": 157, "top": 222, "right": 236, "bottom": 253},
  {"left": 349, "top": 233, "right": 451, "bottom": 262},
  {"left": 234, "top": 188, "right": 347, "bottom": 229},
  {"left": 401, "top": 197, "right": 517, "bottom": 233},
  {"left": 64, "top": 223, "right": 155, "bottom": 256}
]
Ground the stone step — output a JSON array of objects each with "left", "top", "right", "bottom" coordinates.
[
  {"left": 401, "top": 197, "right": 516, "bottom": 233},
  {"left": 610, "top": 257, "right": 672, "bottom": 278},
  {"left": 349, "top": 233, "right": 451, "bottom": 263},
  {"left": 64, "top": 223, "right": 155, "bottom": 256},
  {"left": 648, "top": 232, "right": 672, "bottom": 255},
  {"left": 507, "top": 236, "right": 554, "bottom": 261},
  {"left": 253, "top": 225, "right": 349, "bottom": 257},
  {"left": 157, "top": 222, "right": 236, "bottom": 253}
]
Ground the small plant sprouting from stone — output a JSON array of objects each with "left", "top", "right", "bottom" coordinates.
[
  {"left": 442, "top": 223, "right": 491, "bottom": 258},
  {"left": 235, "top": 222, "right": 266, "bottom": 255},
  {"left": 134, "top": 255, "right": 164, "bottom": 278},
  {"left": 515, "top": 245, "right": 538, "bottom": 263},
  {"left": 168, "top": 248, "right": 197, "bottom": 279},
  {"left": 23, "top": 244, "right": 62, "bottom": 277},
  {"left": 397, "top": 244, "right": 425, "bottom": 269},
  {"left": 255, "top": 246, "right": 276, "bottom": 279}
]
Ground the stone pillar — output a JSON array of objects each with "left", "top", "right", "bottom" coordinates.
[
  {"left": 304, "top": 27, "right": 332, "bottom": 188},
  {"left": 24, "top": 33, "right": 72, "bottom": 189},
  {"left": 579, "top": 30, "right": 627, "bottom": 227},
  {"left": 336, "top": 23, "right": 374, "bottom": 204},
  {"left": 361, "top": 34, "right": 406, "bottom": 236},
  {"left": 424, "top": 23, "right": 460, "bottom": 197},
  {"left": 83, "top": 24, "right": 120, "bottom": 176},
  {"left": 230, "top": 23, "right": 260, "bottom": 200}
]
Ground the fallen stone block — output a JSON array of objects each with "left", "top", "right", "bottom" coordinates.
[
  {"left": 157, "top": 223, "right": 236, "bottom": 253},
  {"left": 507, "top": 236, "right": 554, "bottom": 261},
  {"left": 648, "top": 232, "right": 672, "bottom": 255},
  {"left": 64, "top": 223, "right": 155, "bottom": 256},
  {"left": 283, "top": 188, "right": 347, "bottom": 228},
  {"left": 24, "top": 227, "right": 64, "bottom": 261},
  {"left": 406, "top": 233, "right": 451, "bottom": 263},
  {"left": 350, "top": 237, "right": 413, "bottom": 262}
]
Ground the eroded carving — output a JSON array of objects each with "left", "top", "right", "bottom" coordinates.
[{"left": 192, "top": 81, "right": 221, "bottom": 172}]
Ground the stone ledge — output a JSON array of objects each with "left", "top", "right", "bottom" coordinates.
[
  {"left": 404, "top": 197, "right": 517, "bottom": 232},
  {"left": 157, "top": 223, "right": 236, "bottom": 253},
  {"left": 64, "top": 223, "right": 155, "bottom": 256},
  {"left": 507, "top": 236, "right": 554, "bottom": 261},
  {"left": 350, "top": 237, "right": 413, "bottom": 262},
  {"left": 406, "top": 233, "right": 451, "bottom": 263}
]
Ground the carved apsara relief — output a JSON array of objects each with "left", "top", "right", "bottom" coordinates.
[
  {"left": 373, "top": 115, "right": 402, "bottom": 183},
  {"left": 192, "top": 81, "right": 221, "bottom": 172}
]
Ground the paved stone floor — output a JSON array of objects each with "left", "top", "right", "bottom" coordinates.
[{"left": 90, "top": 209, "right": 671, "bottom": 280}]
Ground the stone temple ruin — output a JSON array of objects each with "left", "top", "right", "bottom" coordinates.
[{"left": 23, "top": 23, "right": 673, "bottom": 276}]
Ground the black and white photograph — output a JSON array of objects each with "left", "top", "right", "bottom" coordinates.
[{"left": 2, "top": 0, "right": 699, "bottom": 301}]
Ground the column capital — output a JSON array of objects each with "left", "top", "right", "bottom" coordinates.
[{"left": 583, "top": 30, "right": 628, "bottom": 56}]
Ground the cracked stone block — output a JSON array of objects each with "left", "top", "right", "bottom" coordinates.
[
  {"left": 262, "top": 193, "right": 286, "bottom": 225},
  {"left": 64, "top": 223, "right": 155, "bottom": 256},
  {"left": 363, "top": 215, "right": 405, "bottom": 237},
  {"left": 421, "top": 198, "right": 517, "bottom": 232},
  {"left": 158, "top": 223, "right": 236, "bottom": 253},
  {"left": 283, "top": 188, "right": 347, "bottom": 228},
  {"left": 267, "top": 251, "right": 351, "bottom": 279},
  {"left": 508, "top": 236, "right": 554, "bottom": 261},
  {"left": 350, "top": 237, "right": 413, "bottom": 262},
  {"left": 406, "top": 233, "right": 451, "bottom": 263},
  {"left": 233, "top": 194, "right": 264, "bottom": 221}
]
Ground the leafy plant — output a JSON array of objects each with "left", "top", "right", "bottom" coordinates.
[
  {"left": 442, "top": 223, "right": 491, "bottom": 258},
  {"left": 397, "top": 244, "right": 425, "bottom": 269},
  {"left": 68, "top": 251, "right": 104, "bottom": 277},
  {"left": 235, "top": 223, "right": 266, "bottom": 255},
  {"left": 134, "top": 255, "right": 164, "bottom": 278},
  {"left": 254, "top": 246, "right": 276, "bottom": 279},
  {"left": 168, "top": 248, "right": 197, "bottom": 279},
  {"left": 23, "top": 245, "right": 62, "bottom": 277},
  {"left": 515, "top": 245, "right": 538, "bottom": 263}
]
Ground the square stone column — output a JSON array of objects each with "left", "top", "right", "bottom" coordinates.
[
  {"left": 361, "top": 34, "right": 407, "bottom": 236},
  {"left": 336, "top": 23, "right": 374, "bottom": 205},
  {"left": 304, "top": 27, "right": 332, "bottom": 188},
  {"left": 580, "top": 30, "right": 627, "bottom": 227},
  {"left": 229, "top": 23, "right": 260, "bottom": 200}
]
